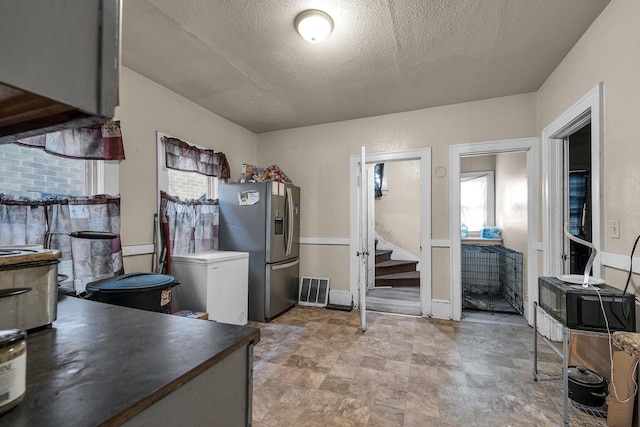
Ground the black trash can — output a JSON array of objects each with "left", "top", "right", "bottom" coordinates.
[{"left": 85, "top": 273, "right": 180, "bottom": 313}]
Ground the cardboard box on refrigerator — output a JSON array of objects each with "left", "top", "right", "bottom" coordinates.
[{"left": 240, "top": 164, "right": 263, "bottom": 183}]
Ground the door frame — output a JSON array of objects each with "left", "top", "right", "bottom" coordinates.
[
  {"left": 349, "top": 148, "right": 432, "bottom": 316},
  {"left": 541, "top": 83, "right": 604, "bottom": 279},
  {"left": 450, "top": 137, "right": 539, "bottom": 323}
]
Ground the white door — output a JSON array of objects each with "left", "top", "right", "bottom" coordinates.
[
  {"left": 562, "top": 138, "right": 571, "bottom": 273},
  {"left": 358, "top": 146, "right": 369, "bottom": 331}
]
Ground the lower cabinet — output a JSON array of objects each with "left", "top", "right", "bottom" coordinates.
[{"left": 122, "top": 344, "right": 254, "bottom": 427}]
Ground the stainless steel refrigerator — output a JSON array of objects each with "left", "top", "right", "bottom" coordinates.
[{"left": 218, "top": 181, "right": 300, "bottom": 322}]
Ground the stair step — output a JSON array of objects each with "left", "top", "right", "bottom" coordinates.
[
  {"left": 375, "top": 259, "right": 418, "bottom": 277},
  {"left": 375, "top": 271, "right": 420, "bottom": 287},
  {"left": 375, "top": 250, "right": 392, "bottom": 263}
]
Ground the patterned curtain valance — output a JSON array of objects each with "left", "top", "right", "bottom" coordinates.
[
  {"left": 162, "top": 136, "right": 230, "bottom": 179},
  {"left": 15, "top": 120, "right": 125, "bottom": 160}
]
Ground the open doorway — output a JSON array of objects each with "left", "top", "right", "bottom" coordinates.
[
  {"left": 450, "top": 138, "right": 538, "bottom": 323},
  {"left": 459, "top": 152, "right": 527, "bottom": 324},
  {"left": 542, "top": 83, "right": 603, "bottom": 284},
  {"left": 349, "top": 148, "right": 432, "bottom": 321},
  {"left": 368, "top": 159, "right": 421, "bottom": 316},
  {"left": 566, "top": 124, "right": 592, "bottom": 275}
]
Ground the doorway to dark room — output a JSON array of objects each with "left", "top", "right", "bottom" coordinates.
[{"left": 565, "top": 124, "right": 592, "bottom": 275}]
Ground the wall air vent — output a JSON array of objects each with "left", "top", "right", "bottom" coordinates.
[{"left": 298, "top": 276, "right": 330, "bottom": 307}]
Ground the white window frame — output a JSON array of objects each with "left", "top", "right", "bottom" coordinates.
[
  {"left": 87, "top": 160, "right": 120, "bottom": 195},
  {"left": 460, "top": 171, "right": 495, "bottom": 237}
]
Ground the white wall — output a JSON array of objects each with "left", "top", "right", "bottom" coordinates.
[
  {"left": 460, "top": 155, "right": 496, "bottom": 173},
  {"left": 495, "top": 151, "right": 528, "bottom": 298},
  {"left": 114, "top": 67, "right": 258, "bottom": 273},
  {"left": 537, "top": 0, "right": 640, "bottom": 291},
  {"left": 374, "top": 160, "right": 420, "bottom": 255},
  {"left": 257, "top": 94, "right": 537, "bottom": 298}
]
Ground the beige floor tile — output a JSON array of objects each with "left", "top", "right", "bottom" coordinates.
[
  {"left": 385, "top": 360, "right": 411, "bottom": 376},
  {"left": 329, "top": 363, "right": 359, "bottom": 379},
  {"left": 320, "top": 374, "right": 352, "bottom": 395},
  {"left": 260, "top": 401, "right": 304, "bottom": 426},
  {"left": 337, "top": 351, "right": 365, "bottom": 366},
  {"left": 254, "top": 378, "right": 292, "bottom": 401},
  {"left": 373, "top": 386, "right": 407, "bottom": 410},
  {"left": 251, "top": 307, "right": 563, "bottom": 426},
  {"left": 336, "top": 396, "right": 371, "bottom": 424},
  {"left": 366, "top": 403, "right": 404, "bottom": 427},
  {"left": 437, "top": 366, "right": 468, "bottom": 385},
  {"left": 295, "top": 410, "right": 364, "bottom": 427},
  {"left": 378, "top": 371, "right": 409, "bottom": 391},
  {"left": 273, "top": 365, "right": 327, "bottom": 388},
  {"left": 283, "top": 353, "right": 331, "bottom": 373},
  {"left": 409, "top": 363, "right": 438, "bottom": 381},
  {"left": 438, "top": 399, "right": 477, "bottom": 425},
  {"left": 279, "top": 387, "right": 344, "bottom": 413},
  {"left": 402, "top": 410, "right": 440, "bottom": 427},
  {"left": 405, "top": 391, "right": 440, "bottom": 417},
  {"left": 252, "top": 396, "right": 274, "bottom": 422},
  {"left": 407, "top": 376, "right": 439, "bottom": 396},
  {"left": 360, "top": 355, "right": 387, "bottom": 371}
]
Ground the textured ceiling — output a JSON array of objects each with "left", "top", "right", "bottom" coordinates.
[{"left": 122, "top": 0, "right": 610, "bottom": 133}]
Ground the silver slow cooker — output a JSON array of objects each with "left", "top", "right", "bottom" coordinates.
[{"left": 0, "top": 249, "right": 61, "bottom": 331}]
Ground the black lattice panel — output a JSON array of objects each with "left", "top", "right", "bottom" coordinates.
[{"left": 461, "top": 244, "right": 523, "bottom": 314}]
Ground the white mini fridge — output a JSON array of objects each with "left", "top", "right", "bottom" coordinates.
[{"left": 171, "top": 251, "right": 249, "bottom": 326}]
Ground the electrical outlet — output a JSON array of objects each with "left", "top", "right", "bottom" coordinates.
[{"left": 611, "top": 219, "right": 620, "bottom": 239}]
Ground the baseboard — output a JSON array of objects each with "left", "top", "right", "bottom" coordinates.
[
  {"left": 431, "top": 299, "right": 451, "bottom": 320},
  {"left": 300, "top": 237, "right": 350, "bottom": 245},
  {"left": 328, "top": 290, "right": 352, "bottom": 307}
]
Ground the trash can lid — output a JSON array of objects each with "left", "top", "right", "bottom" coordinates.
[{"left": 86, "top": 273, "right": 178, "bottom": 293}]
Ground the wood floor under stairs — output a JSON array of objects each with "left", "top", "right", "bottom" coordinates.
[{"left": 375, "top": 249, "right": 419, "bottom": 287}]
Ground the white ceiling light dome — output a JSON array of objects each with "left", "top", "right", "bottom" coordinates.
[{"left": 295, "top": 9, "right": 334, "bottom": 43}]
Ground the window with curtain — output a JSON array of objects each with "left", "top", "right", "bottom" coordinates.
[
  {"left": 156, "top": 133, "right": 229, "bottom": 259},
  {"left": 157, "top": 132, "right": 230, "bottom": 201},
  {"left": 0, "top": 121, "right": 125, "bottom": 294},
  {"left": 0, "top": 120, "right": 123, "bottom": 198},
  {"left": 460, "top": 171, "right": 495, "bottom": 237}
]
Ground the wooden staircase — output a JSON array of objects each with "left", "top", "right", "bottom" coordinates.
[{"left": 375, "top": 249, "right": 420, "bottom": 287}]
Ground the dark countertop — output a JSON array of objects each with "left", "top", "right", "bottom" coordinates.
[{"left": 0, "top": 296, "right": 259, "bottom": 426}]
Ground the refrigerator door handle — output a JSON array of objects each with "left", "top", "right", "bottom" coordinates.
[
  {"left": 285, "top": 187, "right": 294, "bottom": 257},
  {"left": 271, "top": 259, "right": 299, "bottom": 271}
]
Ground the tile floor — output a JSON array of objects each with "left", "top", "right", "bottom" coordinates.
[{"left": 249, "top": 306, "right": 565, "bottom": 426}]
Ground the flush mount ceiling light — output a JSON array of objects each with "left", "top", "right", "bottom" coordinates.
[{"left": 294, "top": 9, "right": 334, "bottom": 43}]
